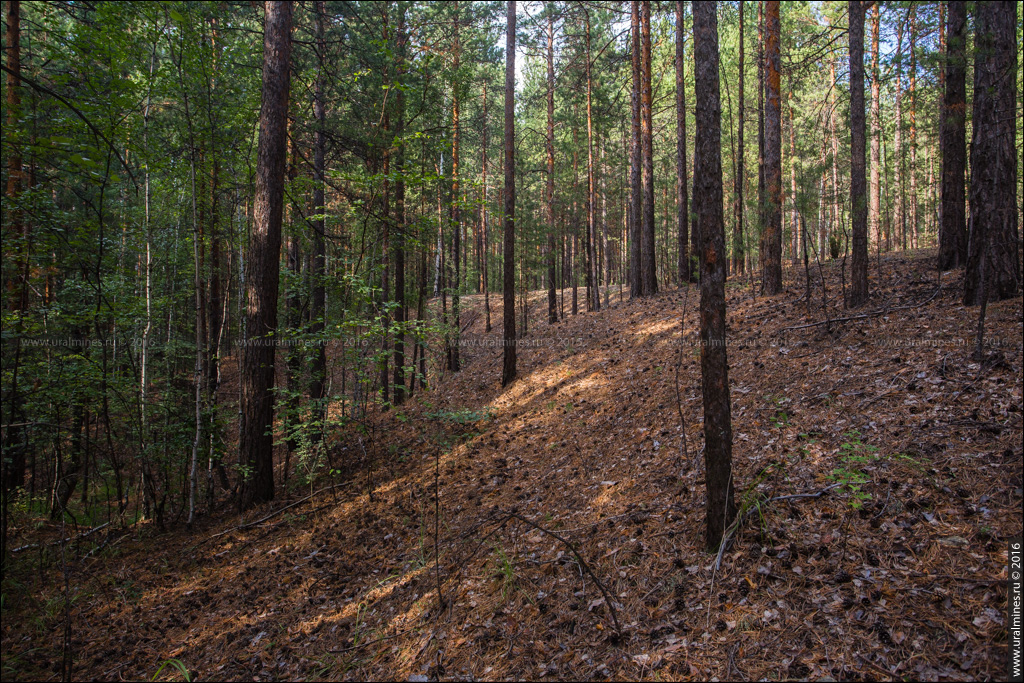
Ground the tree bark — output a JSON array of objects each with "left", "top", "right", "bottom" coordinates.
[
  {"left": 482, "top": 84, "right": 492, "bottom": 333},
  {"left": 3, "top": 0, "right": 26, "bottom": 493},
  {"left": 393, "top": 3, "right": 408, "bottom": 405},
  {"left": 639, "top": 0, "right": 657, "bottom": 296},
  {"left": 732, "top": 0, "right": 744, "bottom": 276},
  {"left": 585, "top": 9, "right": 599, "bottom": 311},
  {"left": 693, "top": 0, "right": 736, "bottom": 552},
  {"left": 849, "top": 0, "right": 869, "bottom": 307},
  {"left": 447, "top": 2, "right": 461, "bottom": 373},
  {"left": 547, "top": 7, "right": 557, "bottom": 323},
  {"left": 240, "top": 0, "right": 291, "bottom": 510},
  {"left": 756, "top": 0, "right": 764, "bottom": 275},
  {"left": 629, "top": 0, "right": 642, "bottom": 297},
  {"left": 869, "top": 3, "right": 881, "bottom": 256},
  {"left": 939, "top": 1, "right": 967, "bottom": 271},
  {"left": 964, "top": 2, "right": 1020, "bottom": 304},
  {"left": 677, "top": 0, "right": 691, "bottom": 284},
  {"left": 760, "top": 1, "right": 782, "bottom": 294},
  {"left": 894, "top": 16, "right": 906, "bottom": 250},
  {"left": 501, "top": 0, "right": 517, "bottom": 387},
  {"left": 310, "top": 0, "right": 328, "bottom": 423},
  {"left": 908, "top": 5, "right": 918, "bottom": 250},
  {"left": 789, "top": 91, "right": 798, "bottom": 266}
]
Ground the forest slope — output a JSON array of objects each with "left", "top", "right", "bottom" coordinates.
[{"left": 2, "top": 249, "right": 1022, "bottom": 681}]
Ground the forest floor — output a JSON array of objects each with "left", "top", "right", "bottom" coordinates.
[{"left": 2, "top": 248, "right": 1022, "bottom": 682}]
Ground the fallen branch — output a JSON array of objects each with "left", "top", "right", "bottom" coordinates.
[
  {"left": 11, "top": 521, "right": 111, "bottom": 554},
  {"left": 768, "top": 483, "right": 842, "bottom": 504},
  {"left": 500, "top": 510, "right": 623, "bottom": 638},
  {"left": 199, "top": 482, "right": 350, "bottom": 545},
  {"left": 328, "top": 625, "right": 420, "bottom": 655},
  {"left": 715, "top": 483, "right": 843, "bottom": 571},
  {"left": 782, "top": 285, "right": 942, "bottom": 332}
]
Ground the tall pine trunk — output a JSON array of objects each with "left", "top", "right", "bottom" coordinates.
[
  {"left": 392, "top": 3, "right": 408, "bottom": 405},
  {"left": 585, "top": 10, "right": 599, "bottom": 311},
  {"left": 629, "top": 0, "right": 642, "bottom": 297},
  {"left": 547, "top": 7, "right": 557, "bottom": 323},
  {"left": 693, "top": 0, "right": 736, "bottom": 551},
  {"left": 676, "top": 1, "right": 691, "bottom": 284},
  {"left": 639, "top": 1, "right": 657, "bottom": 295},
  {"left": 849, "top": 0, "right": 869, "bottom": 307},
  {"left": 732, "top": 1, "right": 744, "bottom": 276},
  {"left": 310, "top": 0, "right": 328, "bottom": 425},
  {"left": 939, "top": 1, "right": 967, "bottom": 270},
  {"left": 908, "top": 6, "right": 918, "bottom": 250},
  {"left": 869, "top": 4, "right": 881, "bottom": 255},
  {"left": 964, "top": 2, "right": 1020, "bottom": 304},
  {"left": 894, "top": 17, "right": 906, "bottom": 250},
  {"left": 447, "top": 3, "right": 461, "bottom": 373},
  {"left": 240, "top": 1, "right": 291, "bottom": 510},
  {"left": 501, "top": 0, "right": 517, "bottom": 387},
  {"left": 760, "top": 1, "right": 782, "bottom": 294}
]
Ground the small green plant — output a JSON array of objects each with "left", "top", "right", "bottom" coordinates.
[
  {"left": 829, "top": 431, "right": 879, "bottom": 509},
  {"left": 491, "top": 544, "right": 516, "bottom": 599},
  {"left": 352, "top": 602, "right": 368, "bottom": 646},
  {"left": 151, "top": 658, "right": 191, "bottom": 682}
]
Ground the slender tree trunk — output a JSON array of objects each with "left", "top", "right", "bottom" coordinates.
[
  {"left": 309, "top": 0, "right": 328, "bottom": 426},
  {"left": 479, "top": 88, "right": 491, "bottom": 334},
  {"left": 501, "top": 0, "right": 517, "bottom": 387},
  {"left": 240, "top": 1, "right": 291, "bottom": 510},
  {"left": 693, "top": 0, "right": 736, "bottom": 552},
  {"left": 849, "top": 0, "right": 869, "bottom": 307},
  {"left": 829, "top": 53, "right": 840, "bottom": 257},
  {"left": 629, "top": 0, "right": 641, "bottom": 297},
  {"left": 448, "top": 3, "right": 461, "bottom": 373},
  {"left": 894, "top": 17, "right": 906, "bottom": 250},
  {"left": 732, "top": 0, "right": 744, "bottom": 276},
  {"left": 139, "top": 41, "right": 157, "bottom": 520},
  {"left": 598, "top": 144, "right": 606, "bottom": 307},
  {"left": 789, "top": 91, "right": 798, "bottom": 266},
  {"left": 756, "top": 0, "right": 764, "bottom": 274},
  {"left": 187, "top": 111, "right": 205, "bottom": 526},
  {"left": 939, "top": 1, "right": 967, "bottom": 270},
  {"left": 390, "top": 5, "right": 408, "bottom": 405},
  {"left": 547, "top": 7, "right": 557, "bottom": 323},
  {"left": 585, "top": 11, "right": 599, "bottom": 312},
  {"left": 964, "top": 2, "right": 1020, "bottom": 304},
  {"left": 676, "top": 0, "right": 691, "bottom": 284},
  {"left": 818, "top": 140, "right": 828, "bottom": 256},
  {"left": 3, "top": 0, "right": 27, "bottom": 495},
  {"left": 285, "top": 228, "right": 301, "bottom": 466},
  {"left": 908, "top": 5, "right": 918, "bottom": 250},
  {"left": 640, "top": 0, "right": 657, "bottom": 295},
  {"left": 869, "top": 4, "right": 881, "bottom": 256},
  {"left": 760, "top": 1, "right": 782, "bottom": 294},
  {"left": 572, "top": 123, "right": 580, "bottom": 315}
]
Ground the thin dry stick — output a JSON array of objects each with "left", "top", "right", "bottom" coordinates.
[
  {"left": 434, "top": 443, "right": 443, "bottom": 612},
  {"left": 715, "top": 482, "right": 842, "bottom": 574},
  {"left": 782, "top": 284, "right": 940, "bottom": 331},
  {"left": 500, "top": 510, "right": 622, "bottom": 638},
  {"left": 706, "top": 469, "right": 735, "bottom": 631},
  {"left": 200, "top": 482, "right": 350, "bottom": 544}
]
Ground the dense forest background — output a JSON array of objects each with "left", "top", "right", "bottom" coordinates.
[{"left": 1, "top": 2, "right": 1022, "bottom": 680}]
